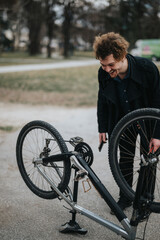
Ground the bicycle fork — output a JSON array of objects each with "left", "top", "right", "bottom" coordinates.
[{"left": 130, "top": 156, "right": 157, "bottom": 226}]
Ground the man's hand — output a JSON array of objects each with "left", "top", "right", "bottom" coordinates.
[
  {"left": 149, "top": 138, "right": 160, "bottom": 152},
  {"left": 99, "top": 133, "right": 107, "bottom": 144},
  {"left": 98, "top": 133, "right": 107, "bottom": 152}
]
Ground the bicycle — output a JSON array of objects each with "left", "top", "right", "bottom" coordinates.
[{"left": 16, "top": 108, "right": 160, "bottom": 240}]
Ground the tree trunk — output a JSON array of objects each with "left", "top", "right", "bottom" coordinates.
[
  {"left": 63, "top": 2, "right": 72, "bottom": 58},
  {"left": 26, "top": 0, "right": 43, "bottom": 55}
]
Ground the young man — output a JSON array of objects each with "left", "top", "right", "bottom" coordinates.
[{"left": 93, "top": 32, "right": 160, "bottom": 211}]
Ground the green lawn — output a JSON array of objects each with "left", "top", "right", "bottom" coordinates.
[
  {"left": 0, "top": 64, "right": 100, "bottom": 107},
  {"left": 0, "top": 51, "right": 95, "bottom": 66},
  {"left": 0, "top": 126, "right": 15, "bottom": 132},
  {"left": 0, "top": 51, "right": 159, "bottom": 107}
]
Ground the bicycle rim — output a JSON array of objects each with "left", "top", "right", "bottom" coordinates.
[
  {"left": 109, "top": 108, "right": 160, "bottom": 207},
  {"left": 16, "top": 121, "right": 71, "bottom": 199}
]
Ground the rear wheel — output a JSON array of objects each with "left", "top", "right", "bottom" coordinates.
[
  {"left": 109, "top": 108, "right": 160, "bottom": 209},
  {"left": 16, "top": 120, "right": 71, "bottom": 199}
]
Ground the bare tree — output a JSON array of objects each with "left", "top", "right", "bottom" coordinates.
[
  {"left": 61, "top": 0, "right": 74, "bottom": 58},
  {"left": 0, "top": 0, "right": 19, "bottom": 51},
  {"left": 24, "top": 0, "right": 43, "bottom": 55},
  {"left": 59, "top": 0, "right": 94, "bottom": 58},
  {"left": 101, "top": 0, "right": 160, "bottom": 48},
  {"left": 142, "top": 0, "right": 160, "bottom": 39},
  {"left": 45, "top": 0, "right": 57, "bottom": 58}
]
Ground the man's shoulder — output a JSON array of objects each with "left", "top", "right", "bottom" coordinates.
[{"left": 128, "top": 54, "right": 156, "bottom": 73}]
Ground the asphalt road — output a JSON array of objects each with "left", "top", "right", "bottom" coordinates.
[{"left": 0, "top": 103, "right": 160, "bottom": 240}]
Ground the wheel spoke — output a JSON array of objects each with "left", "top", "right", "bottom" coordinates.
[
  {"left": 109, "top": 109, "right": 160, "bottom": 205},
  {"left": 16, "top": 121, "right": 70, "bottom": 199}
]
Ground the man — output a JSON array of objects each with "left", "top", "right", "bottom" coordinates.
[{"left": 93, "top": 32, "right": 160, "bottom": 211}]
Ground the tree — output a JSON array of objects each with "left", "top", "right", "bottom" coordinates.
[
  {"left": 58, "top": 0, "right": 74, "bottom": 58},
  {"left": 101, "top": 0, "right": 160, "bottom": 48},
  {"left": 142, "top": 0, "right": 160, "bottom": 39},
  {"left": 24, "top": 0, "right": 43, "bottom": 55},
  {"left": 72, "top": 2, "right": 103, "bottom": 50},
  {"left": 59, "top": 0, "right": 93, "bottom": 58},
  {"left": 0, "top": 0, "right": 19, "bottom": 51},
  {"left": 45, "top": 0, "right": 57, "bottom": 58}
]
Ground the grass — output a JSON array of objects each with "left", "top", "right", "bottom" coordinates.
[
  {"left": 0, "top": 126, "right": 15, "bottom": 132},
  {"left": 0, "top": 51, "right": 95, "bottom": 66},
  {"left": 0, "top": 54, "right": 64, "bottom": 66},
  {"left": 0, "top": 51, "right": 159, "bottom": 107},
  {"left": 0, "top": 64, "right": 100, "bottom": 107},
  {"left": 0, "top": 50, "right": 94, "bottom": 59}
]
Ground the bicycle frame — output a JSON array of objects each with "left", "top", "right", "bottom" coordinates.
[
  {"left": 16, "top": 111, "right": 160, "bottom": 239},
  {"left": 34, "top": 151, "right": 138, "bottom": 240}
]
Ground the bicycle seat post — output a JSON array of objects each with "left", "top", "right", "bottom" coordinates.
[{"left": 71, "top": 169, "right": 79, "bottom": 222}]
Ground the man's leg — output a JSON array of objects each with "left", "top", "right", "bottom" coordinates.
[
  {"left": 118, "top": 128, "right": 137, "bottom": 209},
  {"left": 140, "top": 134, "right": 156, "bottom": 201}
]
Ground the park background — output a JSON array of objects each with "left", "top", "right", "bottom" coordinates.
[
  {"left": 0, "top": 0, "right": 160, "bottom": 109},
  {"left": 0, "top": 1, "right": 160, "bottom": 240}
]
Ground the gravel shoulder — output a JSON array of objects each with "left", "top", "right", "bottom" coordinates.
[{"left": 0, "top": 103, "right": 159, "bottom": 240}]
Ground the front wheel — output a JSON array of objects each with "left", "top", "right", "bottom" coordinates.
[
  {"left": 109, "top": 108, "right": 160, "bottom": 207},
  {"left": 16, "top": 120, "right": 71, "bottom": 199}
]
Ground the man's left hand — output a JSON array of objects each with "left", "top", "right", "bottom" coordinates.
[{"left": 149, "top": 138, "right": 160, "bottom": 152}]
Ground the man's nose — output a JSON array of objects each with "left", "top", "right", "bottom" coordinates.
[{"left": 103, "top": 66, "right": 111, "bottom": 72}]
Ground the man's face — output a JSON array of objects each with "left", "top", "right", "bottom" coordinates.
[{"left": 99, "top": 54, "right": 124, "bottom": 78}]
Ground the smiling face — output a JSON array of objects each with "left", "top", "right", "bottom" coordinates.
[{"left": 99, "top": 54, "right": 126, "bottom": 78}]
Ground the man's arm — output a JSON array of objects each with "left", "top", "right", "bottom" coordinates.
[
  {"left": 97, "top": 68, "right": 108, "bottom": 134},
  {"left": 149, "top": 63, "right": 160, "bottom": 152},
  {"left": 151, "top": 62, "right": 160, "bottom": 108}
]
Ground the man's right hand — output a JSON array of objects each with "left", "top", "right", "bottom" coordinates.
[{"left": 99, "top": 133, "right": 107, "bottom": 144}]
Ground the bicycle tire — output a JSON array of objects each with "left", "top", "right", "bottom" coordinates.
[
  {"left": 16, "top": 120, "right": 71, "bottom": 199},
  {"left": 109, "top": 108, "right": 160, "bottom": 211}
]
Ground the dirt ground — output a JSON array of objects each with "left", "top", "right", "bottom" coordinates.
[{"left": 0, "top": 102, "right": 160, "bottom": 240}]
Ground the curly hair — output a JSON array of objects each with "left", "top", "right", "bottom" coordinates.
[{"left": 93, "top": 32, "right": 129, "bottom": 61}]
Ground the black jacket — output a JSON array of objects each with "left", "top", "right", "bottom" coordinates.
[{"left": 97, "top": 54, "right": 160, "bottom": 136}]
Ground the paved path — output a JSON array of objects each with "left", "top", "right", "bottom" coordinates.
[
  {"left": 0, "top": 59, "right": 98, "bottom": 73},
  {"left": 0, "top": 103, "right": 159, "bottom": 240}
]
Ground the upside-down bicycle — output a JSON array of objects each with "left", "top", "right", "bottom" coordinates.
[{"left": 16, "top": 108, "right": 160, "bottom": 240}]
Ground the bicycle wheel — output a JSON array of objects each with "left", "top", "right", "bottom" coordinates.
[
  {"left": 109, "top": 108, "right": 160, "bottom": 205},
  {"left": 16, "top": 120, "right": 71, "bottom": 199}
]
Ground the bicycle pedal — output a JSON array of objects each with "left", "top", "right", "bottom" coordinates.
[{"left": 82, "top": 178, "right": 92, "bottom": 193}]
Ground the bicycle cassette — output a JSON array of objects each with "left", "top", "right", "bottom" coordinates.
[{"left": 74, "top": 142, "right": 94, "bottom": 166}]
